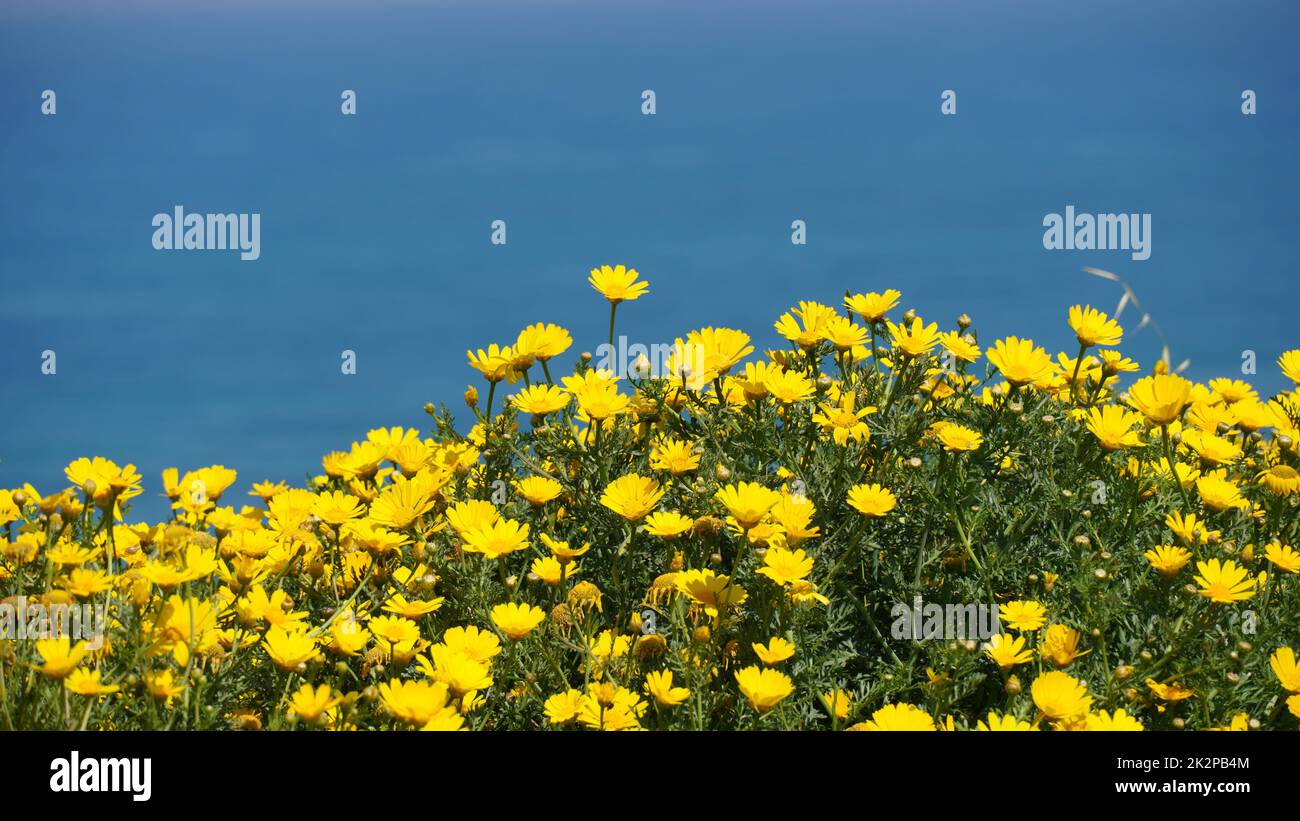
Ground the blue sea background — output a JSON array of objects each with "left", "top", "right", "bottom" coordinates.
[{"left": 2, "top": 0, "right": 1298, "bottom": 521}]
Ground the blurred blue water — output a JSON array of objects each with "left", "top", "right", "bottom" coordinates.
[{"left": 2, "top": 0, "right": 1298, "bottom": 521}]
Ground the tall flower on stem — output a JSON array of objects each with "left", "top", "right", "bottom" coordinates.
[
  {"left": 1066, "top": 305, "right": 1123, "bottom": 399},
  {"left": 467, "top": 344, "right": 518, "bottom": 419},
  {"left": 588, "top": 264, "right": 649, "bottom": 348},
  {"left": 1127, "top": 372, "right": 1193, "bottom": 507}
]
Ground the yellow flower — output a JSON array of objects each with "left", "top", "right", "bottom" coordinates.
[
  {"left": 1126, "top": 373, "right": 1192, "bottom": 425},
  {"left": 937, "top": 331, "right": 980, "bottom": 363},
  {"left": 1086, "top": 709, "right": 1144, "bottom": 731},
  {"left": 762, "top": 367, "right": 816, "bottom": 404},
  {"left": 1039, "top": 624, "right": 1090, "bottom": 667},
  {"left": 1031, "top": 671, "right": 1092, "bottom": 720},
  {"left": 568, "top": 581, "right": 604, "bottom": 615},
  {"left": 64, "top": 668, "right": 120, "bottom": 697},
  {"left": 649, "top": 438, "right": 701, "bottom": 474},
  {"left": 588, "top": 264, "right": 648, "bottom": 303},
  {"left": 445, "top": 499, "right": 500, "bottom": 536},
  {"left": 65, "top": 456, "right": 144, "bottom": 509},
  {"left": 1232, "top": 399, "right": 1280, "bottom": 432},
  {"left": 1181, "top": 430, "right": 1242, "bottom": 467},
  {"left": 1269, "top": 647, "right": 1300, "bottom": 693},
  {"left": 757, "top": 547, "right": 814, "bottom": 587},
  {"left": 675, "top": 569, "right": 747, "bottom": 617},
  {"left": 858, "top": 703, "right": 936, "bottom": 731},
  {"left": 467, "top": 344, "right": 518, "bottom": 383},
  {"left": 734, "top": 666, "right": 794, "bottom": 712},
  {"left": 327, "top": 616, "right": 371, "bottom": 657},
  {"left": 288, "top": 683, "right": 341, "bottom": 724},
  {"left": 461, "top": 518, "right": 530, "bottom": 560},
  {"left": 976, "top": 712, "right": 1034, "bottom": 731},
  {"left": 34, "top": 637, "right": 88, "bottom": 679},
  {"left": 490, "top": 602, "right": 546, "bottom": 640},
  {"left": 642, "top": 511, "right": 695, "bottom": 539},
  {"left": 562, "top": 370, "right": 630, "bottom": 420},
  {"left": 145, "top": 669, "right": 185, "bottom": 705},
  {"left": 1258, "top": 464, "right": 1300, "bottom": 496},
  {"left": 441, "top": 625, "right": 503, "bottom": 664},
  {"left": 514, "top": 476, "right": 563, "bottom": 506},
  {"left": 262, "top": 626, "right": 321, "bottom": 671},
  {"left": 59, "top": 567, "right": 113, "bottom": 598},
  {"left": 1264, "top": 543, "right": 1300, "bottom": 574},
  {"left": 1144, "top": 545, "right": 1192, "bottom": 577},
  {"left": 382, "top": 593, "right": 443, "bottom": 619},
  {"left": 930, "top": 421, "right": 982, "bottom": 452},
  {"left": 644, "top": 670, "right": 691, "bottom": 707},
  {"left": 819, "top": 689, "right": 853, "bottom": 720},
  {"left": 1209, "top": 713, "right": 1251, "bottom": 731},
  {"left": 987, "top": 337, "right": 1054, "bottom": 387},
  {"left": 887, "top": 317, "right": 942, "bottom": 358},
  {"left": 368, "top": 476, "right": 437, "bottom": 530},
  {"left": 846, "top": 482, "right": 896, "bottom": 517},
  {"left": 530, "top": 555, "right": 570, "bottom": 585},
  {"left": 1194, "top": 470, "right": 1247, "bottom": 512},
  {"left": 421, "top": 645, "right": 494, "bottom": 697},
  {"left": 1146, "top": 678, "right": 1195, "bottom": 702},
  {"left": 1164, "top": 511, "right": 1214, "bottom": 546},
  {"left": 1193, "top": 559, "right": 1258, "bottom": 603},
  {"left": 774, "top": 301, "right": 837, "bottom": 349},
  {"left": 514, "top": 322, "right": 572, "bottom": 364},
  {"left": 539, "top": 533, "right": 590, "bottom": 562},
  {"left": 378, "top": 679, "right": 463, "bottom": 729},
  {"left": 1278, "top": 349, "right": 1300, "bottom": 384},
  {"left": 510, "top": 384, "right": 570, "bottom": 415},
  {"left": 600, "top": 474, "right": 664, "bottom": 522},
  {"left": 577, "top": 682, "right": 646, "bottom": 731},
  {"left": 312, "top": 490, "right": 365, "bottom": 526},
  {"left": 1068, "top": 304, "right": 1123, "bottom": 347},
  {"left": 714, "top": 482, "right": 781, "bottom": 529},
  {"left": 1085, "top": 405, "right": 1145, "bottom": 451},
  {"left": 983, "top": 633, "right": 1033, "bottom": 669},
  {"left": 752, "top": 636, "right": 796, "bottom": 665},
  {"left": 998, "top": 600, "right": 1047, "bottom": 631},
  {"left": 544, "top": 689, "right": 584, "bottom": 724},
  {"left": 844, "top": 290, "right": 901, "bottom": 324},
  {"left": 812, "top": 393, "right": 874, "bottom": 445}
]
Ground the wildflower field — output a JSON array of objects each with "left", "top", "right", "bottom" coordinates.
[{"left": 3, "top": 266, "right": 1300, "bottom": 732}]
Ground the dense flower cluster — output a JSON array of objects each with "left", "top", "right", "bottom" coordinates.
[{"left": 3, "top": 266, "right": 1299, "bottom": 730}]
